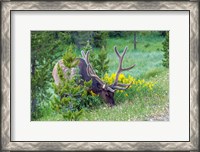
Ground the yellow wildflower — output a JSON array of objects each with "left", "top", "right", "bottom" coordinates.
[
  {"left": 102, "top": 73, "right": 155, "bottom": 92},
  {"left": 111, "top": 73, "right": 116, "bottom": 79},
  {"left": 90, "top": 90, "right": 96, "bottom": 96},
  {"left": 119, "top": 74, "right": 125, "bottom": 81}
]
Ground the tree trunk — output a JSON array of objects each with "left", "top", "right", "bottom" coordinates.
[{"left": 133, "top": 32, "right": 137, "bottom": 50}]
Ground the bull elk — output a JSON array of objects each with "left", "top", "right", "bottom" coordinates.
[{"left": 52, "top": 46, "right": 136, "bottom": 106}]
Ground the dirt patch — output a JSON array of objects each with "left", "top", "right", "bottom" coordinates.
[{"left": 147, "top": 109, "right": 169, "bottom": 121}]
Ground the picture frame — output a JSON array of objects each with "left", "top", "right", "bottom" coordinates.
[{"left": 1, "top": 1, "right": 199, "bottom": 151}]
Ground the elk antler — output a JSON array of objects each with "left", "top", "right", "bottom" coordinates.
[
  {"left": 81, "top": 51, "right": 102, "bottom": 83},
  {"left": 111, "top": 46, "right": 136, "bottom": 90},
  {"left": 81, "top": 50, "right": 115, "bottom": 92},
  {"left": 83, "top": 51, "right": 98, "bottom": 76}
]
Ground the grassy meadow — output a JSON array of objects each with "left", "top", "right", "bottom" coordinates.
[{"left": 31, "top": 31, "right": 169, "bottom": 121}]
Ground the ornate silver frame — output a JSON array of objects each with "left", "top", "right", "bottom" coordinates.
[{"left": 1, "top": 1, "right": 199, "bottom": 151}]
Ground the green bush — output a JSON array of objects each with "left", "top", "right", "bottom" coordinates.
[
  {"left": 92, "top": 32, "right": 108, "bottom": 48},
  {"left": 82, "top": 40, "right": 96, "bottom": 70},
  {"left": 31, "top": 31, "right": 72, "bottom": 64},
  {"left": 31, "top": 59, "right": 52, "bottom": 120},
  {"left": 31, "top": 32, "right": 73, "bottom": 120},
  {"left": 161, "top": 32, "right": 169, "bottom": 68},
  {"left": 93, "top": 46, "right": 109, "bottom": 77},
  {"left": 51, "top": 47, "right": 102, "bottom": 121}
]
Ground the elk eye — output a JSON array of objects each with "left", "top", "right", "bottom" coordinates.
[{"left": 97, "top": 83, "right": 101, "bottom": 89}]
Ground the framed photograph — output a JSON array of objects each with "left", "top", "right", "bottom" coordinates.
[{"left": 1, "top": 1, "right": 199, "bottom": 151}]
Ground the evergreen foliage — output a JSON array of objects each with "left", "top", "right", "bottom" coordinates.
[
  {"left": 161, "top": 32, "right": 169, "bottom": 68},
  {"left": 62, "top": 45, "right": 79, "bottom": 69},
  {"left": 31, "top": 32, "right": 72, "bottom": 120},
  {"left": 92, "top": 32, "right": 108, "bottom": 48},
  {"left": 31, "top": 59, "right": 52, "bottom": 120},
  {"left": 108, "top": 31, "right": 129, "bottom": 38},
  {"left": 83, "top": 40, "right": 93, "bottom": 52},
  {"left": 51, "top": 48, "right": 102, "bottom": 121},
  {"left": 83, "top": 40, "right": 96, "bottom": 70},
  {"left": 31, "top": 31, "right": 72, "bottom": 64},
  {"left": 94, "top": 46, "right": 109, "bottom": 77},
  {"left": 70, "top": 31, "right": 93, "bottom": 49},
  {"left": 70, "top": 31, "right": 108, "bottom": 49}
]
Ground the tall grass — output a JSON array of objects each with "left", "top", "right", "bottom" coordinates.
[
  {"left": 106, "top": 33, "right": 164, "bottom": 53},
  {"left": 107, "top": 51, "right": 164, "bottom": 78},
  {"left": 80, "top": 69, "right": 169, "bottom": 121},
  {"left": 37, "top": 50, "right": 169, "bottom": 121},
  {"left": 38, "top": 69, "right": 169, "bottom": 121}
]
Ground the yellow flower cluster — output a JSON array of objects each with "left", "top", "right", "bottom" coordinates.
[
  {"left": 103, "top": 73, "right": 155, "bottom": 91},
  {"left": 103, "top": 73, "right": 131, "bottom": 85}
]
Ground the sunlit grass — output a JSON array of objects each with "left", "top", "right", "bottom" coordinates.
[
  {"left": 80, "top": 70, "right": 169, "bottom": 121},
  {"left": 107, "top": 51, "right": 164, "bottom": 78},
  {"left": 38, "top": 68, "right": 169, "bottom": 121},
  {"left": 106, "top": 33, "right": 164, "bottom": 53}
]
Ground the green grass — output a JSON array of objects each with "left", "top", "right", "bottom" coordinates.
[
  {"left": 95, "top": 33, "right": 165, "bottom": 78},
  {"left": 105, "top": 33, "right": 164, "bottom": 53},
  {"left": 80, "top": 69, "right": 168, "bottom": 121},
  {"left": 37, "top": 69, "right": 169, "bottom": 121},
  {"left": 107, "top": 51, "right": 164, "bottom": 78},
  {"left": 37, "top": 50, "right": 169, "bottom": 121}
]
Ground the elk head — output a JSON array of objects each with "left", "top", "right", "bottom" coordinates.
[{"left": 81, "top": 46, "right": 136, "bottom": 106}]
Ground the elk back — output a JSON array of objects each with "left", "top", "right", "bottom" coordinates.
[{"left": 52, "top": 59, "right": 77, "bottom": 85}]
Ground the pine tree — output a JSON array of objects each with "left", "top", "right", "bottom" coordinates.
[
  {"left": 162, "top": 32, "right": 169, "bottom": 68},
  {"left": 52, "top": 46, "right": 85, "bottom": 120},
  {"left": 83, "top": 40, "right": 97, "bottom": 72},
  {"left": 95, "top": 46, "right": 109, "bottom": 77},
  {"left": 92, "top": 32, "right": 108, "bottom": 48},
  {"left": 52, "top": 45, "right": 99, "bottom": 121},
  {"left": 62, "top": 45, "right": 78, "bottom": 69},
  {"left": 83, "top": 40, "right": 93, "bottom": 52}
]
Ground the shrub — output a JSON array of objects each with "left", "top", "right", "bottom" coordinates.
[
  {"left": 83, "top": 40, "right": 96, "bottom": 70},
  {"left": 92, "top": 32, "right": 108, "bottom": 48},
  {"left": 161, "top": 32, "right": 169, "bottom": 68},
  {"left": 93, "top": 46, "right": 109, "bottom": 77},
  {"left": 31, "top": 59, "right": 52, "bottom": 120},
  {"left": 31, "top": 31, "right": 72, "bottom": 64},
  {"left": 51, "top": 47, "right": 102, "bottom": 120}
]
